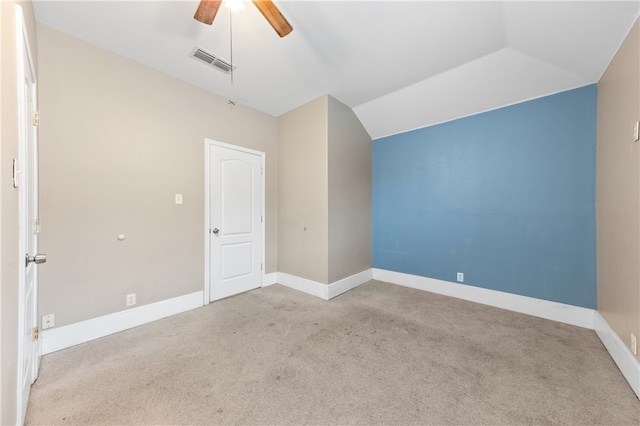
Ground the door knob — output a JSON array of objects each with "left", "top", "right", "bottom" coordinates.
[
  {"left": 212, "top": 228, "right": 219, "bottom": 235},
  {"left": 25, "top": 253, "right": 47, "bottom": 266}
]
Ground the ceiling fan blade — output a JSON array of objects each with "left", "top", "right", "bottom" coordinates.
[
  {"left": 251, "top": 0, "right": 293, "bottom": 38},
  {"left": 194, "top": 0, "right": 222, "bottom": 25}
]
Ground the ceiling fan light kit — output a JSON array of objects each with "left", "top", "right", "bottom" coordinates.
[
  {"left": 194, "top": 0, "right": 293, "bottom": 37},
  {"left": 225, "top": 0, "right": 245, "bottom": 13}
]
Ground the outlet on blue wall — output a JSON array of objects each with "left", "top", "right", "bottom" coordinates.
[{"left": 372, "top": 85, "right": 597, "bottom": 308}]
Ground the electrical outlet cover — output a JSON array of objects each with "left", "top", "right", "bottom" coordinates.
[
  {"left": 126, "top": 293, "right": 136, "bottom": 306},
  {"left": 42, "top": 314, "right": 55, "bottom": 329}
]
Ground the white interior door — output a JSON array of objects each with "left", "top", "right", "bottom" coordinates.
[
  {"left": 207, "top": 141, "right": 264, "bottom": 301},
  {"left": 16, "top": 6, "right": 42, "bottom": 424}
]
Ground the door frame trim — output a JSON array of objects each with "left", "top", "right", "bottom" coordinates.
[
  {"left": 203, "top": 139, "right": 266, "bottom": 304},
  {"left": 15, "top": 5, "right": 39, "bottom": 424}
]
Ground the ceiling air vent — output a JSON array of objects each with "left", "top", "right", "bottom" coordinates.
[
  {"left": 189, "top": 46, "right": 234, "bottom": 75},
  {"left": 213, "top": 59, "right": 232, "bottom": 73}
]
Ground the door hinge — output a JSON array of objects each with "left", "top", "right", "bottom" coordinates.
[
  {"left": 32, "top": 327, "right": 39, "bottom": 341},
  {"left": 261, "top": 263, "right": 263, "bottom": 271},
  {"left": 261, "top": 215, "right": 263, "bottom": 223},
  {"left": 33, "top": 111, "right": 39, "bottom": 127},
  {"left": 34, "top": 218, "right": 40, "bottom": 234}
]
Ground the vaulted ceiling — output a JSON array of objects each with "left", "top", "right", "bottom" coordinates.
[{"left": 33, "top": 1, "right": 639, "bottom": 139}]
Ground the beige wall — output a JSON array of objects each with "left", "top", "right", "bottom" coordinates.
[
  {"left": 277, "top": 96, "right": 329, "bottom": 283},
  {"left": 327, "top": 96, "right": 372, "bottom": 283},
  {"left": 596, "top": 18, "right": 640, "bottom": 363},
  {"left": 37, "top": 24, "right": 277, "bottom": 327},
  {"left": 1, "top": 1, "right": 38, "bottom": 423},
  {"left": 277, "top": 95, "right": 372, "bottom": 285}
]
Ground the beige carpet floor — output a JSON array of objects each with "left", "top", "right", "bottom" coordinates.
[{"left": 25, "top": 280, "right": 639, "bottom": 425}]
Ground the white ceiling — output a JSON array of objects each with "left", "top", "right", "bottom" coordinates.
[{"left": 33, "top": 1, "right": 640, "bottom": 139}]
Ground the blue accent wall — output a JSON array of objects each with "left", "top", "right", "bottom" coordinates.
[{"left": 372, "top": 85, "right": 597, "bottom": 308}]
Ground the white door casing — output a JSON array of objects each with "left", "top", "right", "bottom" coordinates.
[
  {"left": 16, "top": 5, "right": 41, "bottom": 425},
  {"left": 204, "top": 140, "right": 265, "bottom": 302}
]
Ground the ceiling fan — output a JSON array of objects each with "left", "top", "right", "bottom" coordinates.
[{"left": 194, "top": 0, "right": 293, "bottom": 38}]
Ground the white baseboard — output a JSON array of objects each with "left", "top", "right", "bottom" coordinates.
[
  {"left": 276, "top": 269, "right": 373, "bottom": 300},
  {"left": 328, "top": 269, "right": 374, "bottom": 299},
  {"left": 373, "top": 269, "right": 595, "bottom": 329},
  {"left": 42, "top": 291, "right": 204, "bottom": 355},
  {"left": 263, "top": 272, "right": 278, "bottom": 287},
  {"left": 277, "top": 272, "right": 329, "bottom": 299},
  {"left": 594, "top": 312, "right": 640, "bottom": 399}
]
